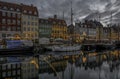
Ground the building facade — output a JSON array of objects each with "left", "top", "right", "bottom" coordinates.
[
  {"left": 50, "top": 15, "right": 68, "bottom": 40},
  {"left": 39, "top": 18, "right": 52, "bottom": 38},
  {"left": 75, "top": 20, "right": 103, "bottom": 40},
  {"left": 0, "top": 1, "right": 39, "bottom": 41},
  {"left": 0, "top": 1, "right": 21, "bottom": 39},
  {"left": 21, "top": 4, "right": 39, "bottom": 41}
]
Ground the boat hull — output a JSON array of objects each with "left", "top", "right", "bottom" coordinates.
[
  {"left": 52, "top": 45, "right": 81, "bottom": 52},
  {"left": 0, "top": 46, "right": 34, "bottom": 55}
]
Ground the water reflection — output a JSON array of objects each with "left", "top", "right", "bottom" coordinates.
[
  {"left": 1, "top": 50, "right": 120, "bottom": 79},
  {"left": 39, "top": 50, "right": 120, "bottom": 79}
]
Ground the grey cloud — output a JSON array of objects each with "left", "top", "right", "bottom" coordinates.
[{"left": 1, "top": 0, "right": 120, "bottom": 25}]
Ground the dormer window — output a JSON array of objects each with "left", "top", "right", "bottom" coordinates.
[
  {"left": 34, "top": 12, "right": 37, "bottom": 15},
  {"left": 10, "top": 8, "right": 14, "bottom": 11},
  {"left": 24, "top": 10, "right": 27, "bottom": 13},
  {"left": 3, "top": 6, "right": 7, "bottom": 10},
  {"left": 29, "top": 11, "right": 32, "bottom": 14},
  {"left": 17, "top": 8, "right": 20, "bottom": 12}
]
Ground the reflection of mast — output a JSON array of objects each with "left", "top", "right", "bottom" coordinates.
[
  {"left": 98, "top": 55, "right": 101, "bottom": 79},
  {"left": 70, "top": 64, "right": 74, "bottom": 79},
  {"left": 62, "top": 71, "right": 64, "bottom": 79}
]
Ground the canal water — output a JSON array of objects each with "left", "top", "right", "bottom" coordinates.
[
  {"left": 39, "top": 50, "right": 120, "bottom": 79},
  {"left": 1, "top": 49, "right": 120, "bottom": 79}
]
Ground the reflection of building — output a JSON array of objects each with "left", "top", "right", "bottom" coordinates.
[
  {"left": 0, "top": 1, "right": 21, "bottom": 39},
  {"left": 39, "top": 18, "right": 52, "bottom": 38},
  {"left": 0, "top": 58, "right": 21, "bottom": 79},
  {"left": 50, "top": 15, "right": 68, "bottom": 40},
  {"left": 21, "top": 4, "right": 39, "bottom": 41},
  {"left": 0, "top": 57, "right": 39, "bottom": 79},
  {"left": 21, "top": 60, "right": 39, "bottom": 79},
  {"left": 39, "top": 59, "right": 67, "bottom": 74}
]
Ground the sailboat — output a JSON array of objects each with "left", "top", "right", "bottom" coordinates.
[{"left": 51, "top": 1, "right": 81, "bottom": 52}]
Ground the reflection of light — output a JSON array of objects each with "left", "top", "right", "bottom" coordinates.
[
  {"left": 30, "top": 59, "right": 39, "bottom": 69},
  {"left": 83, "top": 57, "right": 86, "bottom": 63}
]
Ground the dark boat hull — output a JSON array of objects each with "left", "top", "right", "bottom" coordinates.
[{"left": 0, "top": 46, "right": 34, "bottom": 55}]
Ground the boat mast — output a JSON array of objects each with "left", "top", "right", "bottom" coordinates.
[
  {"left": 98, "top": 13, "right": 101, "bottom": 41},
  {"left": 63, "top": 11, "right": 64, "bottom": 20},
  {"left": 109, "top": 12, "right": 112, "bottom": 42},
  {"left": 71, "top": 1, "right": 73, "bottom": 25},
  {"left": 118, "top": 24, "right": 120, "bottom": 41}
]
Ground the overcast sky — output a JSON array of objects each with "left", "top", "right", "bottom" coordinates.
[{"left": 1, "top": 0, "right": 120, "bottom": 25}]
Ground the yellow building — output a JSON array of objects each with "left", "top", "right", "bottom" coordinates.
[
  {"left": 49, "top": 15, "right": 68, "bottom": 40},
  {"left": 21, "top": 4, "right": 39, "bottom": 41}
]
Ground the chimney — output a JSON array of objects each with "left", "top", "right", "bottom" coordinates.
[
  {"left": 31, "top": 4, "right": 33, "bottom": 6},
  {"left": 20, "top": 3, "right": 23, "bottom": 5},
  {"left": 54, "top": 15, "right": 57, "bottom": 19}
]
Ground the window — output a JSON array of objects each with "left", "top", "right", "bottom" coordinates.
[
  {"left": 28, "top": 22, "right": 30, "bottom": 25},
  {"left": 17, "top": 8, "right": 20, "bottom": 12},
  {"left": 29, "top": 11, "right": 32, "bottom": 14},
  {"left": 3, "top": 6, "right": 7, "bottom": 10},
  {"left": 28, "top": 28, "right": 30, "bottom": 31},
  {"left": 32, "top": 22, "right": 34, "bottom": 26},
  {"left": 2, "top": 72, "right": 6, "bottom": 77},
  {"left": 17, "top": 20, "right": 20, "bottom": 25},
  {"left": 12, "top": 70, "right": 16, "bottom": 75},
  {"left": 7, "top": 64, "right": 11, "bottom": 69},
  {"left": 17, "top": 77, "right": 20, "bottom": 79},
  {"left": 24, "top": 10, "right": 27, "bottom": 13},
  {"left": 7, "top": 13, "right": 11, "bottom": 17},
  {"left": 2, "top": 33, "right": 6, "bottom": 37},
  {"left": 12, "top": 64, "right": 16, "bottom": 69},
  {"left": 32, "top": 28, "right": 34, "bottom": 31},
  {"left": 12, "top": 13, "right": 16, "bottom": 17},
  {"left": 2, "top": 26, "right": 6, "bottom": 31},
  {"left": 2, "top": 65, "right": 6, "bottom": 70},
  {"left": 17, "top": 64, "right": 20, "bottom": 68},
  {"left": 2, "top": 12, "right": 6, "bottom": 16},
  {"left": 12, "top": 27, "right": 16, "bottom": 31},
  {"left": 35, "top": 23, "right": 38, "bottom": 26},
  {"left": 8, "top": 71, "right": 11, "bottom": 76},
  {"left": 28, "top": 16, "right": 30, "bottom": 19},
  {"left": 24, "top": 27, "right": 26, "bottom": 31},
  {"left": 2, "top": 19, "right": 6, "bottom": 24},
  {"left": 17, "top": 27, "right": 21, "bottom": 31},
  {"left": 17, "top": 14, "right": 21, "bottom": 18},
  {"left": 34, "top": 12, "right": 37, "bottom": 15},
  {"left": 17, "top": 70, "right": 20, "bottom": 75},
  {"left": 7, "top": 19, "right": 11, "bottom": 24},
  {"left": 23, "top": 21, "right": 26, "bottom": 25},
  {"left": 13, "top": 20, "right": 16, "bottom": 24}
]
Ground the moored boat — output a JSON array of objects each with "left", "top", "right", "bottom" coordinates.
[
  {"left": 0, "top": 40, "right": 34, "bottom": 54},
  {"left": 51, "top": 44, "right": 81, "bottom": 52}
]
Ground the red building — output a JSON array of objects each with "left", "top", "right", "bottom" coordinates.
[
  {"left": 0, "top": 1, "right": 21, "bottom": 39},
  {"left": 0, "top": 1, "right": 39, "bottom": 40}
]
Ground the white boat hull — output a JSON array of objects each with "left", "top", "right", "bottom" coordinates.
[{"left": 52, "top": 45, "right": 81, "bottom": 52}]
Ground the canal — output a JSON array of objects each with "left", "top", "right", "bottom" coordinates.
[
  {"left": 39, "top": 50, "right": 120, "bottom": 79},
  {"left": 1, "top": 49, "right": 120, "bottom": 79}
]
